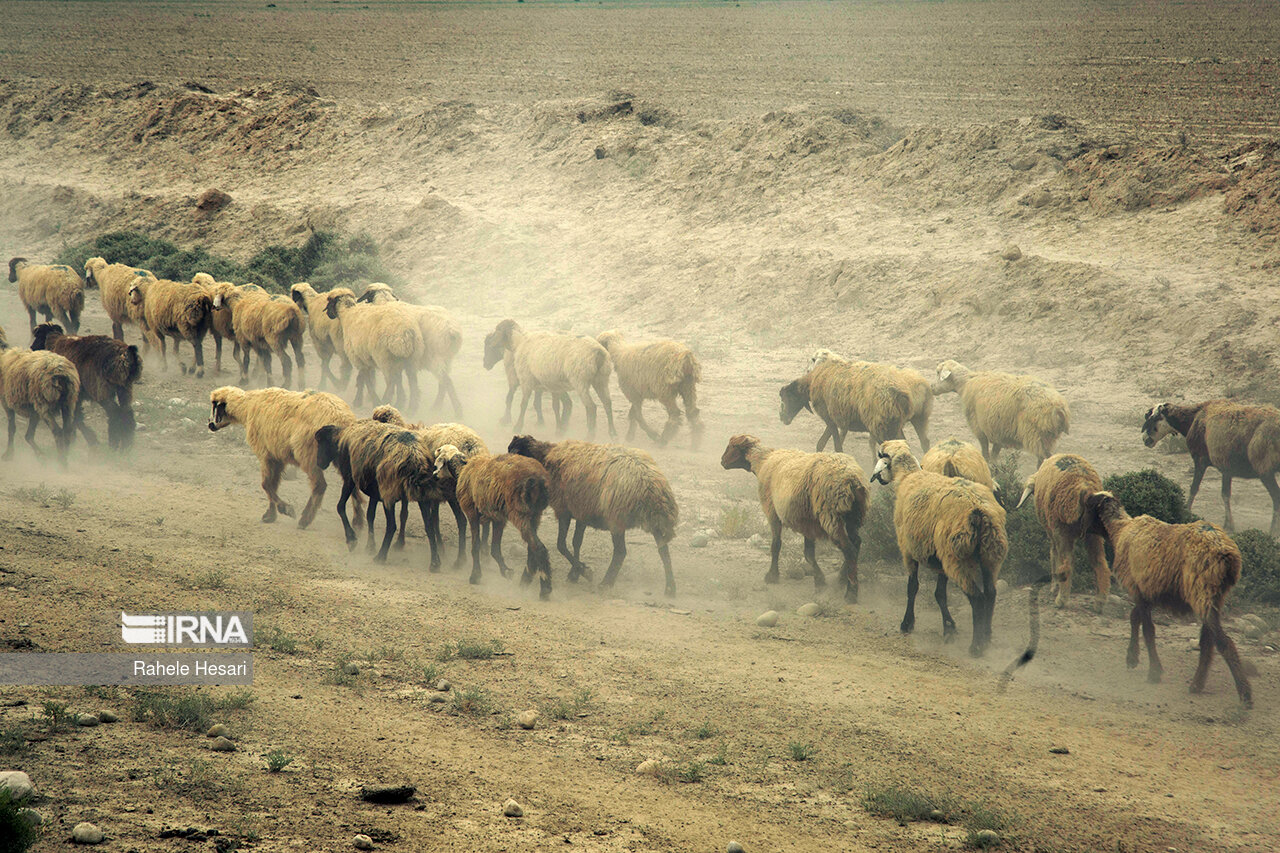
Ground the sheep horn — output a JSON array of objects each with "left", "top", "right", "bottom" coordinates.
[
  {"left": 870, "top": 457, "right": 889, "bottom": 484},
  {"left": 1016, "top": 485, "right": 1031, "bottom": 508}
]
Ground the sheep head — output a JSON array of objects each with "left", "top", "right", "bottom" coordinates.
[
  {"left": 871, "top": 440, "right": 918, "bottom": 485},
  {"left": 778, "top": 379, "right": 811, "bottom": 425},
  {"left": 31, "top": 323, "right": 64, "bottom": 352},
  {"left": 1084, "top": 491, "right": 1127, "bottom": 538},
  {"left": 932, "top": 360, "right": 967, "bottom": 394},
  {"left": 596, "top": 330, "right": 622, "bottom": 352},
  {"left": 371, "top": 405, "right": 408, "bottom": 426},
  {"left": 1141, "top": 403, "right": 1176, "bottom": 448},
  {"left": 289, "top": 282, "right": 314, "bottom": 309},
  {"left": 325, "top": 291, "right": 355, "bottom": 320},
  {"left": 356, "top": 282, "right": 396, "bottom": 303},
  {"left": 720, "top": 434, "right": 759, "bottom": 471},
  {"left": 808, "top": 348, "right": 843, "bottom": 370},
  {"left": 507, "top": 434, "right": 552, "bottom": 463},
  {"left": 314, "top": 424, "right": 343, "bottom": 470},
  {"left": 127, "top": 281, "right": 147, "bottom": 306},
  {"left": 84, "top": 257, "right": 108, "bottom": 287},
  {"left": 208, "top": 386, "right": 246, "bottom": 431},
  {"left": 432, "top": 444, "right": 467, "bottom": 481},
  {"left": 484, "top": 320, "right": 520, "bottom": 370},
  {"left": 8, "top": 257, "right": 27, "bottom": 283}
]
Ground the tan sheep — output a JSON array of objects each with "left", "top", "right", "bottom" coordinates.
[
  {"left": 434, "top": 446, "right": 554, "bottom": 599},
  {"left": 508, "top": 435, "right": 679, "bottom": 596},
  {"left": 325, "top": 291, "right": 422, "bottom": 411},
  {"left": 596, "top": 330, "right": 702, "bottom": 449},
  {"left": 214, "top": 287, "right": 307, "bottom": 388},
  {"left": 484, "top": 319, "right": 615, "bottom": 438},
  {"left": 1142, "top": 400, "right": 1280, "bottom": 536},
  {"left": 356, "top": 283, "right": 464, "bottom": 416},
  {"left": 127, "top": 278, "right": 213, "bottom": 377},
  {"left": 932, "top": 360, "right": 1069, "bottom": 465},
  {"left": 1085, "top": 492, "right": 1252, "bottom": 706},
  {"left": 9, "top": 258, "right": 87, "bottom": 335},
  {"left": 809, "top": 349, "right": 933, "bottom": 451},
  {"left": 208, "top": 385, "right": 357, "bottom": 528},
  {"left": 720, "top": 434, "right": 867, "bottom": 602},
  {"left": 1016, "top": 454, "right": 1109, "bottom": 608},
  {"left": 86, "top": 257, "right": 155, "bottom": 341},
  {"left": 780, "top": 358, "right": 914, "bottom": 457},
  {"left": 0, "top": 344, "right": 79, "bottom": 465},
  {"left": 921, "top": 437, "right": 997, "bottom": 492},
  {"left": 291, "top": 283, "right": 353, "bottom": 390},
  {"left": 870, "top": 439, "right": 1007, "bottom": 656}
]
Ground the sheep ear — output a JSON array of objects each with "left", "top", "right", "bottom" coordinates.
[
  {"left": 356, "top": 290, "right": 375, "bottom": 303},
  {"left": 939, "top": 369, "right": 952, "bottom": 381}
]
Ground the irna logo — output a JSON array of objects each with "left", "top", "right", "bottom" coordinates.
[{"left": 119, "top": 612, "right": 253, "bottom": 647}]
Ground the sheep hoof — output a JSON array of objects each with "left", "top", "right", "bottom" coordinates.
[
  {"left": 346, "top": 538, "right": 357, "bottom": 552},
  {"left": 1, "top": 451, "right": 11, "bottom": 461},
  {"left": 469, "top": 571, "right": 482, "bottom": 585},
  {"left": 664, "top": 584, "right": 676, "bottom": 598},
  {"left": 373, "top": 553, "right": 387, "bottom": 565},
  {"left": 519, "top": 571, "right": 533, "bottom": 587},
  {"left": 261, "top": 510, "right": 277, "bottom": 523},
  {"left": 764, "top": 572, "right": 780, "bottom": 585},
  {"left": 844, "top": 588, "right": 858, "bottom": 604},
  {"left": 278, "top": 504, "right": 295, "bottom": 518},
  {"left": 1126, "top": 654, "right": 1139, "bottom": 669},
  {"left": 899, "top": 621, "right": 914, "bottom": 635},
  {"left": 429, "top": 562, "right": 441, "bottom": 573},
  {"left": 969, "top": 645, "right": 985, "bottom": 658},
  {"left": 1147, "top": 670, "right": 1163, "bottom": 684},
  {"left": 539, "top": 584, "right": 551, "bottom": 601},
  {"left": 393, "top": 540, "right": 405, "bottom": 551},
  {"left": 943, "top": 631, "right": 957, "bottom": 645}
]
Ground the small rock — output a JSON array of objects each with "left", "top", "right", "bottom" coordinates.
[
  {"left": 434, "top": 679, "right": 451, "bottom": 692},
  {"left": 360, "top": 784, "right": 416, "bottom": 804},
  {"left": 18, "top": 808, "right": 42, "bottom": 827},
  {"left": 180, "top": 418, "right": 197, "bottom": 428},
  {"left": 1243, "top": 623, "right": 1265, "bottom": 640},
  {"left": 1000, "top": 244, "right": 1022, "bottom": 261},
  {"left": 1028, "top": 189, "right": 1052, "bottom": 208},
  {"left": 210, "top": 736, "right": 236, "bottom": 752},
  {"left": 72, "top": 822, "right": 105, "bottom": 844},
  {"left": 927, "top": 810, "right": 945, "bottom": 822},
  {"left": 517, "top": 709, "right": 540, "bottom": 730},
  {"left": 995, "top": 579, "right": 1010, "bottom": 595},
  {"left": 747, "top": 533, "right": 767, "bottom": 550},
  {"left": 427, "top": 693, "right": 447, "bottom": 704},
  {"left": 796, "top": 602, "right": 821, "bottom": 617},
  {"left": 783, "top": 565, "right": 806, "bottom": 580},
  {"left": 728, "top": 843, "right": 745, "bottom": 853},
  {"left": 973, "top": 829, "right": 1000, "bottom": 846},
  {"left": 97, "top": 710, "right": 118, "bottom": 723},
  {"left": 0, "top": 770, "right": 35, "bottom": 800},
  {"left": 195, "top": 188, "right": 233, "bottom": 212},
  {"left": 503, "top": 798, "right": 524, "bottom": 817},
  {"left": 353, "top": 834, "right": 375, "bottom": 850},
  {"left": 690, "top": 533, "right": 709, "bottom": 548},
  {"left": 206, "top": 724, "right": 231, "bottom": 738},
  {"left": 1049, "top": 746, "right": 1070, "bottom": 755},
  {"left": 635, "top": 759, "right": 661, "bottom": 776},
  {"left": 343, "top": 662, "right": 360, "bottom": 676},
  {"left": 167, "top": 397, "right": 188, "bottom": 407},
  {"left": 75, "top": 713, "right": 100, "bottom": 727},
  {"left": 756, "top": 610, "right": 779, "bottom": 628},
  {"left": 1009, "top": 154, "right": 1038, "bottom": 171}
]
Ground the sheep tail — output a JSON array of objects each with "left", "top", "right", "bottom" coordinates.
[
  {"left": 518, "top": 475, "right": 550, "bottom": 518},
  {"left": 386, "top": 327, "right": 418, "bottom": 360},
  {"left": 1053, "top": 404, "right": 1070, "bottom": 436},
  {"left": 943, "top": 460, "right": 959, "bottom": 478},
  {"left": 186, "top": 292, "right": 214, "bottom": 335},
  {"left": 44, "top": 372, "right": 73, "bottom": 405}
]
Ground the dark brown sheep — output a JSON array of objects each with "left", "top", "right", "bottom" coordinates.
[{"left": 31, "top": 323, "right": 141, "bottom": 450}]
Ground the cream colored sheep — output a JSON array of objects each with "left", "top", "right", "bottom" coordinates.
[
  {"left": 1085, "top": 492, "right": 1252, "bottom": 706},
  {"left": 720, "top": 434, "right": 867, "bottom": 602},
  {"left": 127, "top": 278, "right": 213, "bottom": 377},
  {"left": 933, "top": 360, "right": 1069, "bottom": 465},
  {"left": 9, "top": 258, "right": 87, "bottom": 334},
  {"left": 291, "top": 283, "right": 353, "bottom": 390},
  {"left": 871, "top": 440, "right": 1007, "bottom": 656},
  {"left": 357, "top": 283, "right": 464, "bottom": 416},
  {"left": 1016, "top": 454, "right": 1109, "bottom": 608},
  {"left": 86, "top": 257, "right": 155, "bottom": 341},
  {"left": 483, "top": 319, "right": 615, "bottom": 438},
  {"left": 208, "top": 386, "right": 357, "bottom": 528},
  {"left": 596, "top": 330, "right": 702, "bottom": 449},
  {"left": 809, "top": 349, "right": 933, "bottom": 451},
  {"left": 921, "top": 437, "right": 997, "bottom": 492},
  {"left": 780, "top": 358, "right": 914, "bottom": 457},
  {"left": 496, "top": 346, "right": 565, "bottom": 427},
  {"left": 214, "top": 287, "right": 306, "bottom": 388},
  {"left": 0, "top": 345, "right": 79, "bottom": 465},
  {"left": 509, "top": 435, "right": 679, "bottom": 596},
  {"left": 325, "top": 291, "right": 422, "bottom": 411},
  {"left": 434, "top": 446, "right": 554, "bottom": 599}
]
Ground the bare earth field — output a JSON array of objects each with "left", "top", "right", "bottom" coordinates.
[{"left": 2, "top": 2, "right": 1280, "bottom": 852}]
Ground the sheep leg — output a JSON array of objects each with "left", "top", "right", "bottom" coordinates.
[
  {"left": 315, "top": 347, "right": 332, "bottom": 389},
  {"left": 190, "top": 333, "right": 206, "bottom": 379},
  {"left": 75, "top": 399, "right": 99, "bottom": 447},
  {"left": 558, "top": 393, "right": 573, "bottom": 425},
  {"left": 765, "top": 517, "right": 783, "bottom": 585},
  {"left": 490, "top": 520, "right": 512, "bottom": 578},
  {"left": 2, "top": 409, "right": 14, "bottom": 459},
  {"left": 1127, "top": 605, "right": 1143, "bottom": 669},
  {"left": 258, "top": 347, "right": 275, "bottom": 386},
  {"left": 374, "top": 499, "right": 397, "bottom": 563},
  {"left": 421, "top": 501, "right": 442, "bottom": 572},
  {"left": 290, "top": 335, "right": 305, "bottom": 385},
  {"left": 977, "top": 434, "right": 990, "bottom": 460},
  {"left": 570, "top": 520, "right": 593, "bottom": 581},
  {"left": 336, "top": 478, "right": 359, "bottom": 549},
  {"left": 1221, "top": 474, "right": 1235, "bottom": 531},
  {"left": 440, "top": 373, "right": 463, "bottom": 419},
  {"left": 365, "top": 488, "right": 380, "bottom": 552},
  {"left": 836, "top": 519, "right": 861, "bottom": 604},
  {"left": 395, "top": 499, "right": 408, "bottom": 550},
  {"left": 514, "top": 387, "right": 535, "bottom": 432},
  {"left": 156, "top": 332, "right": 169, "bottom": 372},
  {"left": 260, "top": 460, "right": 287, "bottom": 522},
  {"left": 352, "top": 368, "right": 369, "bottom": 406},
  {"left": 558, "top": 515, "right": 589, "bottom": 581},
  {"left": 1260, "top": 473, "right": 1280, "bottom": 538},
  {"left": 448, "top": 498, "right": 469, "bottom": 570},
  {"left": 277, "top": 345, "right": 293, "bottom": 389},
  {"left": 25, "top": 305, "right": 37, "bottom": 332},
  {"left": 1208, "top": 611, "right": 1253, "bottom": 706},
  {"left": 912, "top": 414, "right": 931, "bottom": 453},
  {"left": 989, "top": 443, "right": 1002, "bottom": 464},
  {"left": 1190, "top": 622, "right": 1216, "bottom": 695},
  {"left": 1050, "top": 530, "right": 1072, "bottom": 608},
  {"left": 599, "top": 531, "right": 627, "bottom": 590},
  {"left": 296, "top": 467, "right": 326, "bottom": 529},
  {"left": 578, "top": 386, "right": 600, "bottom": 437},
  {"left": 1140, "top": 605, "right": 1163, "bottom": 683},
  {"left": 656, "top": 538, "right": 676, "bottom": 597},
  {"left": 22, "top": 415, "right": 44, "bottom": 458},
  {"left": 1086, "top": 532, "right": 1110, "bottom": 606},
  {"left": 900, "top": 560, "right": 920, "bottom": 634},
  {"left": 405, "top": 366, "right": 421, "bottom": 416},
  {"left": 112, "top": 320, "right": 124, "bottom": 341},
  {"left": 803, "top": 537, "right": 826, "bottom": 589},
  {"left": 1186, "top": 457, "right": 1208, "bottom": 510},
  {"left": 816, "top": 423, "right": 836, "bottom": 452},
  {"left": 239, "top": 344, "right": 252, "bottom": 385},
  {"left": 468, "top": 512, "right": 484, "bottom": 584},
  {"left": 658, "top": 396, "right": 683, "bottom": 446},
  {"left": 501, "top": 383, "right": 517, "bottom": 425},
  {"left": 596, "top": 377, "right": 616, "bottom": 439}
]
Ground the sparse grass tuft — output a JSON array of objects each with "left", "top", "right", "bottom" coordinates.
[
  {"left": 708, "top": 743, "right": 729, "bottom": 766},
  {"left": 788, "top": 741, "right": 816, "bottom": 761},
  {"left": 962, "top": 804, "right": 1007, "bottom": 849},
  {"left": 0, "top": 787, "right": 39, "bottom": 852},
  {"left": 51, "top": 488, "right": 75, "bottom": 509},
  {"left": 264, "top": 749, "right": 295, "bottom": 773},
  {"left": 449, "top": 686, "right": 494, "bottom": 717},
  {"left": 718, "top": 502, "right": 763, "bottom": 539},
  {"left": 546, "top": 688, "right": 594, "bottom": 720},
  {"left": 692, "top": 719, "right": 718, "bottom": 740},
  {"left": 863, "top": 785, "right": 951, "bottom": 825},
  {"left": 11, "top": 484, "right": 52, "bottom": 505},
  {"left": 132, "top": 688, "right": 254, "bottom": 732},
  {"left": 42, "top": 701, "right": 73, "bottom": 733},
  {"left": 153, "top": 758, "right": 245, "bottom": 802},
  {"left": 324, "top": 654, "right": 360, "bottom": 687},
  {"left": 258, "top": 626, "right": 299, "bottom": 655},
  {"left": 667, "top": 760, "right": 706, "bottom": 783},
  {"left": 191, "top": 568, "right": 229, "bottom": 590},
  {"left": 421, "top": 663, "right": 442, "bottom": 684},
  {"left": 437, "top": 638, "right": 504, "bottom": 661},
  {"left": 365, "top": 645, "right": 405, "bottom": 663},
  {"left": 0, "top": 721, "right": 29, "bottom": 755}
]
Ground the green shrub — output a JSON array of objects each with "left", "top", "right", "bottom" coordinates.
[
  {"left": 860, "top": 487, "right": 900, "bottom": 565},
  {"left": 264, "top": 749, "right": 295, "bottom": 773},
  {"left": 0, "top": 788, "right": 39, "bottom": 853},
  {"left": 0, "top": 722, "right": 27, "bottom": 755},
  {"left": 1232, "top": 529, "right": 1280, "bottom": 605},
  {"left": 1102, "top": 469, "right": 1193, "bottom": 524}
]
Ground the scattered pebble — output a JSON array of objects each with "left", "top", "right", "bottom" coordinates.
[
  {"left": 97, "top": 710, "right": 118, "bottom": 723},
  {"left": 796, "top": 602, "right": 820, "bottom": 617},
  {"left": 973, "top": 829, "right": 1000, "bottom": 846},
  {"left": 18, "top": 808, "right": 42, "bottom": 827},
  {"left": 0, "top": 771, "right": 35, "bottom": 800},
  {"left": 1049, "top": 746, "right": 1070, "bottom": 755},
  {"left": 206, "top": 724, "right": 231, "bottom": 738},
  {"left": 995, "top": 579, "right": 1010, "bottom": 595},
  {"left": 636, "top": 759, "right": 661, "bottom": 776},
  {"left": 756, "top": 610, "right": 779, "bottom": 628},
  {"left": 210, "top": 736, "right": 236, "bottom": 752},
  {"left": 343, "top": 662, "right": 361, "bottom": 676},
  {"left": 690, "top": 533, "right": 709, "bottom": 548},
  {"left": 75, "top": 713, "right": 100, "bottom": 727},
  {"left": 72, "top": 822, "right": 105, "bottom": 844},
  {"left": 167, "top": 398, "right": 188, "bottom": 407},
  {"left": 747, "top": 533, "right": 767, "bottom": 550},
  {"left": 359, "top": 784, "right": 416, "bottom": 804},
  {"left": 1000, "top": 244, "right": 1022, "bottom": 261},
  {"left": 180, "top": 418, "right": 197, "bottom": 428},
  {"left": 353, "top": 834, "right": 375, "bottom": 850},
  {"left": 727, "top": 843, "right": 745, "bottom": 853},
  {"left": 427, "top": 693, "right": 448, "bottom": 704},
  {"left": 517, "top": 709, "right": 540, "bottom": 730},
  {"left": 503, "top": 798, "right": 524, "bottom": 818},
  {"left": 434, "top": 679, "right": 451, "bottom": 692},
  {"left": 927, "top": 810, "right": 945, "bottom": 822}
]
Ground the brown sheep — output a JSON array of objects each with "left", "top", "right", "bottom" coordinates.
[
  {"left": 921, "top": 438, "right": 997, "bottom": 492},
  {"left": 720, "top": 434, "right": 866, "bottom": 602},
  {"left": 508, "top": 435, "right": 679, "bottom": 597},
  {"left": 809, "top": 350, "right": 934, "bottom": 451},
  {"left": 1016, "top": 454, "right": 1109, "bottom": 608},
  {"left": 871, "top": 440, "right": 1007, "bottom": 656},
  {"left": 128, "top": 278, "right": 213, "bottom": 377},
  {"left": 208, "top": 386, "right": 357, "bottom": 528},
  {"left": 483, "top": 319, "right": 615, "bottom": 438},
  {"left": 86, "top": 257, "right": 155, "bottom": 341},
  {"left": 357, "top": 283, "right": 464, "bottom": 417},
  {"left": 434, "top": 446, "right": 554, "bottom": 599},
  {"left": 9, "top": 258, "right": 87, "bottom": 334},
  {"left": 1085, "top": 492, "right": 1252, "bottom": 706},
  {"left": 933, "top": 360, "right": 1069, "bottom": 465},
  {"left": 291, "top": 283, "right": 353, "bottom": 389},
  {"left": 780, "top": 358, "right": 913, "bottom": 457},
  {"left": 596, "top": 330, "right": 702, "bottom": 448},
  {"left": 1142, "top": 400, "right": 1280, "bottom": 536},
  {"left": 214, "top": 287, "right": 307, "bottom": 388},
  {"left": 0, "top": 344, "right": 79, "bottom": 465},
  {"left": 31, "top": 323, "right": 141, "bottom": 451}
]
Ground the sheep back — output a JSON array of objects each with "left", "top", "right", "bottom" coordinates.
[
  {"left": 31, "top": 325, "right": 141, "bottom": 403},
  {"left": 538, "top": 440, "right": 679, "bottom": 541},
  {"left": 458, "top": 454, "right": 551, "bottom": 524},
  {"left": 142, "top": 279, "right": 213, "bottom": 340},
  {"left": 88, "top": 258, "right": 155, "bottom": 327},
  {"left": 516, "top": 333, "right": 610, "bottom": 393},
  {"left": 1113, "top": 517, "right": 1240, "bottom": 619},
  {"left": 921, "top": 438, "right": 994, "bottom": 490},
  {"left": 1187, "top": 400, "right": 1280, "bottom": 478},
  {"left": 894, "top": 470, "right": 1007, "bottom": 595},
  {"left": 0, "top": 348, "right": 80, "bottom": 418},
  {"left": 376, "top": 429, "right": 438, "bottom": 505},
  {"left": 807, "top": 359, "right": 912, "bottom": 439},
  {"left": 10, "top": 260, "right": 85, "bottom": 316},
  {"left": 225, "top": 387, "right": 354, "bottom": 471},
  {"left": 600, "top": 334, "right": 700, "bottom": 399},
  {"left": 756, "top": 447, "right": 868, "bottom": 542},
  {"left": 960, "top": 371, "right": 1069, "bottom": 457},
  {"left": 1031, "top": 454, "right": 1102, "bottom": 532}
]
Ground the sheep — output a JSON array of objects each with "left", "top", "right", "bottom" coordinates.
[
  {"left": 356, "top": 283, "right": 464, "bottom": 416},
  {"left": 31, "top": 324, "right": 141, "bottom": 451},
  {"left": 192, "top": 274, "right": 256, "bottom": 375},
  {"left": 870, "top": 439, "right": 1007, "bottom": 656},
  {"left": 213, "top": 286, "right": 307, "bottom": 388},
  {"left": 508, "top": 434, "right": 679, "bottom": 596},
  {"left": 1084, "top": 491, "right": 1252, "bottom": 706},
  {"left": 1015, "top": 454, "right": 1110, "bottom": 609},
  {"left": 8, "top": 258, "right": 87, "bottom": 334},
  {"left": 921, "top": 437, "right": 997, "bottom": 492},
  {"left": 483, "top": 319, "right": 615, "bottom": 438},
  {"left": 596, "top": 330, "right": 702, "bottom": 448},
  {"left": 496, "top": 345, "right": 566, "bottom": 428},
  {"left": 779, "top": 358, "right": 913, "bottom": 458},
  {"left": 1142, "top": 400, "right": 1280, "bottom": 536},
  {"left": 208, "top": 386, "right": 357, "bottom": 528},
  {"left": 433, "top": 445, "right": 554, "bottom": 599},
  {"left": 932, "top": 360, "right": 1069, "bottom": 465},
  {"left": 127, "top": 278, "right": 213, "bottom": 377},
  {"left": 324, "top": 291, "right": 421, "bottom": 411},
  {"left": 85, "top": 257, "right": 155, "bottom": 341},
  {"left": 291, "top": 283, "right": 353, "bottom": 390},
  {"left": 808, "top": 349, "right": 934, "bottom": 451},
  {"left": 0, "top": 344, "right": 79, "bottom": 465},
  {"left": 720, "top": 434, "right": 866, "bottom": 602}
]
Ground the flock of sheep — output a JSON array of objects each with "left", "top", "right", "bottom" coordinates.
[{"left": 2, "top": 253, "right": 1272, "bottom": 707}]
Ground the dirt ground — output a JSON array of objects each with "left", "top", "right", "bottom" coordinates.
[{"left": 2, "top": 2, "right": 1279, "bottom": 852}]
